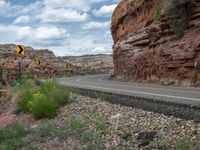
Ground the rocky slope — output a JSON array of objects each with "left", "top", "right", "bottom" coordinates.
[
  {"left": 0, "top": 44, "right": 68, "bottom": 79},
  {"left": 63, "top": 54, "right": 114, "bottom": 75},
  {"left": 111, "top": 0, "right": 200, "bottom": 85},
  {"left": 0, "top": 44, "right": 113, "bottom": 80}
]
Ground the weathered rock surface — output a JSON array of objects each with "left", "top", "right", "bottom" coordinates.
[{"left": 111, "top": 0, "right": 200, "bottom": 85}]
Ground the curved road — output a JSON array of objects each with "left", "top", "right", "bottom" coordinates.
[{"left": 58, "top": 74, "right": 200, "bottom": 107}]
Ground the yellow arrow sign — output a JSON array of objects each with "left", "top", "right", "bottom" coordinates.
[
  {"left": 65, "top": 63, "right": 70, "bottom": 68},
  {"left": 16, "top": 45, "right": 25, "bottom": 56},
  {"left": 36, "top": 60, "right": 42, "bottom": 66}
]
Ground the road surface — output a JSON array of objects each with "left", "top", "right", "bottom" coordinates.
[{"left": 58, "top": 74, "right": 200, "bottom": 107}]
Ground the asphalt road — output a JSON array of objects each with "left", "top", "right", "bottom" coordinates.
[{"left": 58, "top": 74, "right": 200, "bottom": 107}]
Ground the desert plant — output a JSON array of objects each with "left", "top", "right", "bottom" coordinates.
[
  {"left": 39, "top": 80, "right": 71, "bottom": 106},
  {"left": 17, "top": 89, "right": 35, "bottom": 112},
  {"left": 95, "top": 117, "right": 108, "bottom": 132},
  {"left": 68, "top": 117, "right": 87, "bottom": 132},
  {"left": 176, "top": 139, "right": 191, "bottom": 150},
  {"left": 81, "top": 130, "right": 102, "bottom": 142},
  {"left": 0, "top": 66, "right": 3, "bottom": 80},
  {"left": 34, "top": 79, "right": 41, "bottom": 86},
  {"left": 155, "top": 7, "right": 162, "bottom": 20},
  {"left": 164, "top": 0, "right": 191, "bottom": 38},
  {"left": 36, "top": 124, "right": 70, "bottom": 139},
  {"left": 157, "top": 141, "right": 171, "bottom": 149},
  {"left": 0, "top": 91, "right": 2, "bottom": 97},
  {"left": 0, "top": 123, "right": 30, "bottom": 150},
  {"left": 28, "top": 92, "right": 57, "bottom": 119},
  {"left": 0, "top": 123, "right": 28, "bottom": 140},
  {"left": 39, "top": 80, "right": 59, "bottom": 94},
  {"left": 8, "top": 80, "right": 17, "bottom": 87},
  {"left": 49, "top": 88, "right": 70, "bottom": 106},
  {"left": 0, "top": 66, "right": 6, "bottom": 86},
  {"left": 17, "top": 79, "right": 71, "bottom": 119}
]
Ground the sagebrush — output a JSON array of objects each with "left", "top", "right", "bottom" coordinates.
[{"left": 17, "top": 79, "right": 71, "bottom": 119}]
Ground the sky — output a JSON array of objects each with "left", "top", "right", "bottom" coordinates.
[{"left": 0, "top": 0, "right": 120, "bottom": 56}]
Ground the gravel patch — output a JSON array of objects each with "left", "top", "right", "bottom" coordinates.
[
  {"left": 15, "top": 94, "right": 200, "bottom": 149},
  {"left": 71, "top": 88, "right": 200, "bottom": 121}
]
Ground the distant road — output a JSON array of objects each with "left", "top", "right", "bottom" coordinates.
[{"left": 58, "top": 74, "right": 200, "bottom": 107}]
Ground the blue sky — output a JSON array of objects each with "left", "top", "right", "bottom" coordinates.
[{"left": 0, "top": 0, "right": 120, "bottom": 56}]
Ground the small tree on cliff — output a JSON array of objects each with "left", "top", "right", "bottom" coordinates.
[
  {"left": 0, "top": 66, "right": 3, "bottom": 89},
  {"left": 0, "top": 66, "right": 3, "bottom": 81},
  {"left": 0, "top": 66, "right": 6, "bottom": 86},
  {"left": 164, "top": 0, "right": 191, "bottom": 39}
]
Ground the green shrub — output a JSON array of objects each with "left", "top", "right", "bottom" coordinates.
[
  {"left": 39, "top": 80, "right": 71, "bottom": 106},
  {"left": 36, "top": 124, "right": 70, "bottom": 139},
  {"left": 39, "top": 80, "right": 59, "bottom": 94},
  {"left": 95, "top": 117, "right": 108, "bottom": 132},
  {"left": 0, "top": 138, "right": 25, "bottom": 150},
  {"left": 0, "top": 91, "right": 2, "bottom": 97},
  {"left": 34, "top": 79, "right": 42, "bottom": 86},
  {"left": 0, "top": 123, "right": 28, "bottom": 140},
  {"left": 17, "top": 79, "right": 71, "bottom": 119},
  {"left": 49, "top": 88, "right": 70, "bottom": 106},
  {"left": 28, "top": 92, "right": 57, "bottom": 119},
  {"left": 0, "top": 66, "right": 4, "bottom": 86},
  {"left": 0, "top": 66, "right": 3, "bottom": 78},
  {"left": 155, "top": 7, "right": 162, "bottom": 20},
  {"left": 18, "top": 79, "right": 34, "bottom": 90},
  {"left": 17, "top": 89, "right": 34, "bottom": 112},
  {"left": 0, "top": 80, "right": 6, "bottom": 86},
  {"left": 22, "top": 74, "right": 34, "bottom": 81},
  {"left": 17, "top": 74, "right": 36, "bottom": 88},
  {"left": 81, "top": 130, "right": 101, "bottom": 142},
  {"left": 68, "top": 117, "right": 87, "bottom": 132},
  {"left": 176, "top": 139, "right": 191, "bottom": 150},
  {"left": 164, "top": 0, "right": 191, "bottom": 38},
  {"left": 0, "top": 123, "right": 32, "bottom": 150},
  {"left": 157, "top": 141, "right": 171, "bottom": 149},
  {"left": 8, "top": 80, "right": 17, "bottom": 87}
]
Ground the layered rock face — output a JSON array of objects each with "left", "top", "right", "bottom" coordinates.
[
  {"left": 63, "top": 54, "right": 114, "bottom": 75},
  {"left": 0, "top": 44, "right": 69, "bottom": 79},
  {"left": 111, "top": 0, "right": 200, "bottom": 85},
  {"left": 0, "top": 44, "right": 113, "bottom": 80}
]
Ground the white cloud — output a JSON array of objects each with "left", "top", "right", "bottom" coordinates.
[
  {"left": 42, "top": 0, "right": 108, "bottom": 12},
  {"left": 0, "top": 0, "right": 22, "bottom": 17},
  {"left": 0, "top": 0, "right": 120, "bottom": 56},
  {"left": 82, "top": 21, "right": 110, "bottom": 30},
  {"left": 0, "top": 25, "right": 67, "bottom": 44},
  {"left": 93, "top": 4, "right": 117, "bottom": 17},
  {"left": 92, "top": 47, "right": 107, "bottom": 54},
  {"left": 40, "top": 8, "right": 89, "bottom": 23},
  {"left": 43, "top": 0, "right": 91, "bottom": 12},
  {"left": 14, "top": 16, "right": 30, "bottom": 24},
  {"left": 34, "top": 27, "right": 67, "bottom": 40}
]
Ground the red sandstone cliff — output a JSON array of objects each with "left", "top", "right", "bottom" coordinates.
[{"left": 111, "top": 0, "right": 200, "bottom": 85}]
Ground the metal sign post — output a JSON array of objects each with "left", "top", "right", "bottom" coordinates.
[
  {"left": 18, "top": 60, "right": 22, "bottom": 85},
  {"left": 193, "top": 61, "right": 198, "bottom": 86}
]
